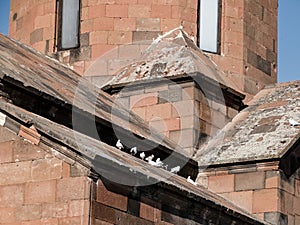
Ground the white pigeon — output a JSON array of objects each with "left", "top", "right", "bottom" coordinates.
[
  {"left": 170, "top": 166, "right": 180, "bottom": 173},
  {"left": 130, "top": 147, "right": 137, "bottom": 155},
  {"left": 187, "top": 176, "right": 197, "bottom": 186},
  {"left": 140, "top": 152, "right": 145, "bottom": 160},
  {"left": 289, "top": 118, "right": 300, "bottom": 126},
  {"left": 155, "top": 158, "right": 164, "bottom": 167},
  {"left": 116, "top": 139, "right": 123, "bottom": 149},
  {"left": 148, "top": 159, "right": 157, "bottom": 166},
  {"left": 145, "top": 154, "right": 154, "bottom": 162}
]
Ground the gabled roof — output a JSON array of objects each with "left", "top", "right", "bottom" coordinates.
[
  {"left": 0, "top": 33, "right": 198, "bottom": 178},
  {"left": 195, "top": 81, "right": 300, "bottom": 176},
  {"left": 0, "top": 98, "right": 268, "bottom": 225},
  {"left": 103, "top": 28, "right": 242, "bottom": 96},
  {"left": 0, "top": 33, "right": 267, "bottom": 225}
]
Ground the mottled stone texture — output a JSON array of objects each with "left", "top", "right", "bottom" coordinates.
[
  {"left": 113, "top": 81, "right": 237, "bottom": 156},
  {"left": 197, "top": 162, "right": 300, "bottom": 225},
  {"left": 9, "top": 0, "right": 277, "bottom": 95},
  {"left": 0, "top": 127, "right": 91, "bottom": 224}
]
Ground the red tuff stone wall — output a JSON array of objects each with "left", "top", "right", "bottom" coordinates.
[
  {"left": 9, "top": 0, "right": 278, "bottom": 96},
  {"left": 114, "top": 81, "right": 238, "bottom": 156},
  {"left": 197, "top": 161, "right": 300, "bottom": 225},
  {"left": 0, "top": 126, "right": 91, "bottom": 224},
  {"left": 209, "top": 0, "right": 278, "bottom": 95},
  {"left": 92, "top": 180, "right": 163, "bottom": 224}
]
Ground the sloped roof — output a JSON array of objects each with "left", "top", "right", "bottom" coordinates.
[
  {"left": 0, "top": 98, "right": 267, "bottom": 225},
  {"left": 103, "top": 28, "right": 242, "bottom": 95},
  {"left": 0, "top": 33, "right": 183, "bottom": 154},
  {"left": 195, "top": 81, "right": 300, "bottom": 174}
]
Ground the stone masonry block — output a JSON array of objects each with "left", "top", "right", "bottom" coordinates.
[
  {"left": 136, "top": 18, "right": 161, "bottom": 31},
  {"left": 0, "top": 184, "right": 24, "bottom": 207},
  {"left": 264, "top": 212, "right": 288, "bottom": 225},
  {"left": 146, "top": 103, "right": 172, "bottom": 121},
  {"left": 31, "top": 157, "right": 63, "bottom": 181},
  {"left": 128, "top": 4, "right": 151, "bottom": 18},
  {"left": 0, "top": 141, "right": 13, "bottom": 163},
  {"left": 266, "top": 171, "right": 279, "bottom": 189},
  {"left": 280, "top": 190, "right": 294, "bottom": 215},
  {"left": 13, "top": 140, "right": 45, "bottom": 161},
  {"left": 93, "top": 18, "right": 115, "bottom": 31},
  {"left": 88, "top": 5, "right": 106, "bottom": 19},
  {"left": 114, "top": 18, "right": 136, "bottom": 31},
  {"left": 90, "top": 31, "right": 108, "bottom": 45},
  {"left": 25, "top": 180, "right": 56, "bottom": 204},
  {"left": 132, "top": 31, "right": 161, "bottom": 42},
  {"left": 106, "top": 5, "right": 128, "bottom": 18},
  {"left": 97, "top": 180, "right": 128, "bottom": 211},
  {"left": 69, "top": 200, "right": 89, "bottom": 217},
  {"left": 0, "top": 207, "right": 14, "bottom": 223},
  {"left": 293, "top": 195, "right": 300, "bottom": 215},
  {"left": 30, "top": 28, "right": 43, "bottom": 45},
  {"left": 252, "top": 189, "right": 278, "bottom": 213},
  {"left": 151, "top": 5, "right": 172, "bottom": 19},
  {"left": 235, "top": 172, "right": 265, "bottom": 191},
  {"left": 173, "top": 100, "right": 196, "bottom": 117},
  {"left": 221, "top": 191, "right": 253, "bottom": 212},
  {"left": 140, "top": 201, "right": 161, "bottom": 222},
  {"left": 130, "top": 92, "right": 158, "bottom": 108},
  {"left": 108, "top": 31, "right": 132, "bottom": 45},
  {"left": 280, "top": 174, "right": 295, "bottom": 195},
  {"left": 56, "top": 177, "right": 90, "bottom": 202},
  {"left": 41, "top": 202, "right": 69, "bottom": 218},
  {"left": 0, "top": 161, "right": 31, "bottom": 185},
  {"left": 15, "top": 204, "right": 42, "bottom": 221},
  {"left": 208, "top": 174, "right": 235, "bottom": 193}
]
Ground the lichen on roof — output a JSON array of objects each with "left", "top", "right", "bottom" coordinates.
[
  {"left": 103, "top": 27, "right": 241, "bottom": 92},
  {"left": 194, "top": 81, "right": 300, "bottom": 167}
]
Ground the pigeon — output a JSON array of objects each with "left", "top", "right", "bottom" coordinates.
[
  {"left": 145, "top": 154, "right": 154, "bottom": 162},
  {"left": 140, "top": 152, "right": 145, "bottom": 160},
  {"left": 116, "top": 139, "right": 124, "bottom": 149},
  {"left": 187, "top": 176, "right": 197, "bottom": 186},
  {"left": 130, "top": 147, "right": 137, "bottom": 155},
  {"left": 289, "top": 118, "right": 300, "bottom": 126},
  {"left": 170, "top": 166, "right": 180, "bottom": 173},
  {"left": 155, "top": 158, "right": 164, "bottom": 167},
  {"left": 148, "top": 159, "right": 157, "bottom": 166}
]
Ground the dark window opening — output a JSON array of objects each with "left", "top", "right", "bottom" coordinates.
[
  {"left": 57, "top": 0, "right": 80, "bottom": 50},
  {"left": 197, "top": 0, "right": 221, "bottom": 54}
]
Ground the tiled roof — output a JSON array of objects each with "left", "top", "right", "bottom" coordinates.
[{"left": 195, "top": 81, "right": 300, "bottom": 173}]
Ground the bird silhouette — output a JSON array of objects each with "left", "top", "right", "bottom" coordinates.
[
  {"left": 116, "top": 139, "right": 124, "bottom": 149},
  {"left": 187, "top": 176, "right": 197, "bottom": 186},
  {"left": 140, "top": 152, "right": 145, "bottom": 160},
  {"left": 130, "top": 147, "right": 137, "bottom": 155},
  {"left": 170, "top": 166, "right": 180, "bottom": 173}
]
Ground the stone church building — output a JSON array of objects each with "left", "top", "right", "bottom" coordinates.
[{"left": 0, "top": 0, "right": 299, "bottom": 224}]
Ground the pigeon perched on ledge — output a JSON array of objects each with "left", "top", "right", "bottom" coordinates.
[
  {"left": 130, "top": 147, "right": 137, "bottom": 155},
  {"left": 170, "top": 166, "right": 180, "bottom": 173},
  {"left": 116, "top": 139, "right": 124, "bottom": 149},
  {"left": 187, "top": 176, "right": 197, "bottom": 186}
]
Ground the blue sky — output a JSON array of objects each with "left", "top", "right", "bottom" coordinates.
[{"left": 0, "top": 0, "right": 299, "bottom": 82}]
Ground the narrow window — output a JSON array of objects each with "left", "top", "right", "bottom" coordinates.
[
  {"left": 198, "top": 0, "right": 221, "bottom": 53},
  {"left": 58, "top": 0, "right": 80, "bottom": 50}
]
